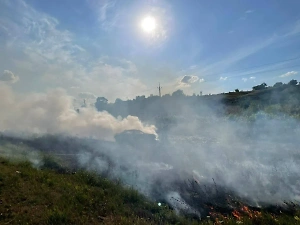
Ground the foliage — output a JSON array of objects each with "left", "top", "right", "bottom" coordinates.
[
  {"left": 288, "top": 79, "right": 298, "bottom": 86},
  {"left": 273, "top": 82, "right": 283, "bottom": 88},
  {"left": 172, "top": 89, "right": 185, "bottom": 97},
  {"left": 252, "top": 82, "right": 267, "bottom": 91}
]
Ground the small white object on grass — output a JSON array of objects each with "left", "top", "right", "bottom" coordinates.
[{"left": 158, "top": 202, "right": 161, "bottom": 206}]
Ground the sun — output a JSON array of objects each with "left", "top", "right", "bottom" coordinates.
[{"left": 141, "top": 16, "right": 156, "bottom": 33}]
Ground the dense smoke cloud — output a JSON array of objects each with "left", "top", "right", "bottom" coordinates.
[
  {"left": 78, "top": 103, "right": 300, "bottom": 215},
  {"left": 0, "top": 84, "right": 156, "bottom": 141},
  {"left": 1, "top": 81, "right": 300, "bottom": 218}
]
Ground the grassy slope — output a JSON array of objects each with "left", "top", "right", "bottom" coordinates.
[
  {"left": 0, "top": 156, "right": 202, "bottom": 225},
  {"left": 1, "top": 157, "right": 300, "bottom": 225},
  {"left": 1, "top": 139, "right": 300, "bottom": 224}
]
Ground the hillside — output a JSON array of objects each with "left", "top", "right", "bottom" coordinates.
[
  {"left": 0, "top": 156, "right": 197, "bottom": 225},
  {"left": 94, "top": 81, "right": 300, "bottom": 125},
  {"left": 1, "top": 139, "right": 300, "bottom": 225}
]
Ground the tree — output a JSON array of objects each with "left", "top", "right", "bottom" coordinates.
[
  {"left": 273, "top": 82, "right": 283, "bottom": 88},
  {"left": 288, "top": 79, "right": 298, "bottom": 86},
  {"left": 235, "top": 89, "right": 239, "bottom": 93},
  {"left": 172, "top": 89, "right": 185, "bottom": 97},
  {"left": 253, "top": 82, "right": 267, "bottom": 91},
  {"left": 115, "top": 98, "right": 123, "bottom": 104},
  {"left": 95, "top": 97, "right": 108, "bottom": 111},
  {"left": 96, "top": 97, "right": 108, "bottom": 104}
]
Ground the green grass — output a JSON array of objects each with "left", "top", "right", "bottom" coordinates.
[
  {"left": 0, "top": 156, "right": 199, "bottom": 225},
  {"left": 0, "top": 152, "right": 300, "bottom": 224}
]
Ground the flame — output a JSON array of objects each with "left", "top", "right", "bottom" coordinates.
[{"left": 232, "top": 210, "right": 242, "bottom": 220}]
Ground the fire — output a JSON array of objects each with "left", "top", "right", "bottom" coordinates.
[
  {"left": 208, "top": 204, "right": 262, "bottom": 224},
  {"left": 232, "top": 210, "right": 242, "bottom": 220},
  {"left": 240, "top": 205, "right": 261, "bottom": 219}
]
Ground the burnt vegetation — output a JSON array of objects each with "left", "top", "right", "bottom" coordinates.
[{"left": 1, "top": 132, "right": 300, "bottom": 224}]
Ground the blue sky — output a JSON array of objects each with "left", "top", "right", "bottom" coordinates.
[{"left": 0, "top": 0, "right": 300, "bottom": 101}]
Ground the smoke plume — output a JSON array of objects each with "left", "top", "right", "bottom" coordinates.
[
  {"left": 0, "top": 84, "right": 156, "bottom": 141},
  {"left": 1, "top": 82, "right": 300, "bottom": 218}
]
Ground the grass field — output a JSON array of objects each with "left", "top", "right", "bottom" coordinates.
[
  {"left": 0, "top": 155, "right": 300, "bottom": 224},
  {"left": 0, "top": 139, "right": 300, "bottom": 224}
]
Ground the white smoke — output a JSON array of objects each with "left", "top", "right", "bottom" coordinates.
[
  {"left": 0, "top": 84, "right": 156, "bottom": 141},
  {"left": 1, "top": 82, "right": 300, "bottom": 216}
]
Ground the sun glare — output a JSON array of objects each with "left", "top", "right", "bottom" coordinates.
[{"left": 141, "top": 16, "right": 156, "bottom": 33}]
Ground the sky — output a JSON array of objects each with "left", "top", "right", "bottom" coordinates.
[{"left": 1, "top": 0, "right": 300, "bottom": 101}]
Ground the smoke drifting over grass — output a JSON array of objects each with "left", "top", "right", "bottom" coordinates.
[
  {"left": 1, "top": 83, "right": 300, "bottom": 219},
  {"left": 0, "top": 84, "right": 156, "bottom": 141}
]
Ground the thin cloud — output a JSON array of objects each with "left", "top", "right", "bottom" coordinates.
[
  {"left": 220, "top": 76, "right": 228, "bottom": 81},
  {"left": 279, "top": 71, "right": 298, "bottom": 77},
  {"left": 0, "top": 0, "right": 149, "bottom": 101},
  {"left": 0, "top": 70, "right": 19, "bottom": 83},
  {"left": 245, "top": 10, "right": 254, "bottom": 14},
  {"left": 249, "top": 76, "right": 256, "bottom": 80},
  {"left": 242, "top": 78, "right": 248, "bottom": 82},
  {"left": 87, "top": 0, "right": 120, "bottom": 31},
  {"left": 199, "top": 21, "right": 300, "bottom": 78}
]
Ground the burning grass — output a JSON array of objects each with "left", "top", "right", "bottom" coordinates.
[
  {"left": 164, "top": 176, "right": 300, "bottom": 224},
  {"left": 1, "top": 135, "right": 300, "bottom": 224}
]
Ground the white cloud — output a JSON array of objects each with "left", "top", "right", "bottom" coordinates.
[
  {"left": 220, "top": 76, "right": 228, "bottom": 81},
  {"left": 175, "top": 75, "right": 204, "bottom": 90},
  {"left": 279, "top": 71, "right": 298, "bottom": 77},
  {"left": 181, "top": 75, "right": 199, "bottom": 84},
  {"left": 242, "top": 77, "right": 255, "bottom": 82},
  {"left": 245, "top": 10, "right": 254, "bottom": 14},
  {"left": 0, "top": 70, "right": 19, "bottom": 83},
  {"left": 0, "top": 0, "right": 149, "bottom": 101}
]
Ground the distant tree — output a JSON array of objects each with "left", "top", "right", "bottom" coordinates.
[
  {"left": 95, "top": 97, "right": 108, "bottom": 111},
  {"left": 288, "top": 79, "right": 298, "bottom": 86},
  {"left": 252, "top": 82, "right": 267, "bottom": 91},
  {"left": 235, "top": 89, "right": 239, "bottom": 93},
  {"left": 172, "top": 89, "right": 185, "bottom": 97},
  {"left": 136, "top": 95, "right": 146, "bottom": 101},
  {"left": 115, "top": 98, "right": 123, "bottom": 104},
  {"left": 96, "top": 97, "right": 108, "bottom": 104},
  {"left": 273, "top": 82, "right": 283, "bottom": 88}
]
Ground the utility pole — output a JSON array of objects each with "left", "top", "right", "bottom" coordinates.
[{"left": 158, "top": 83, "right": 162, "bottom": 97}]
